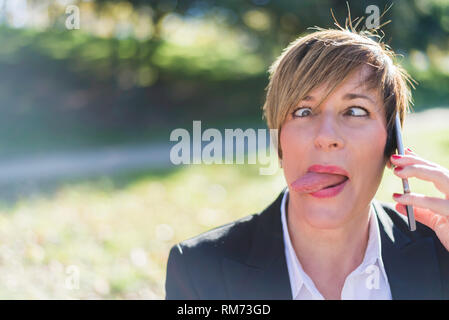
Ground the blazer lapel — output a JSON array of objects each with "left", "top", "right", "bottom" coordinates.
[
  {"left": 222, "top": 193, "right": 444, "bottom": 299},
  {"left": 222, "top": 191, "right": 292, "bottom": 299},
  {"left": 372, "top": 199, "right": 443, "bottom": 299}
]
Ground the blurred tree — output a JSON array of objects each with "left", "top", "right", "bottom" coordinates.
[{"left": 0, "top": 0, "right": 448, "bottom": 156}]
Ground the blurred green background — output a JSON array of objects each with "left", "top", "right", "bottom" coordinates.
[{"left": 0, "top": 0, "right": 448, "bottom": 299}]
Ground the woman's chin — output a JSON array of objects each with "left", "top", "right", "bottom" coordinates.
[
  {"left": 301, "top": 205, "right": 350, "bottom": 229},
  {"left": 291, "top": 189, "right": 357, "bottom": 228}
]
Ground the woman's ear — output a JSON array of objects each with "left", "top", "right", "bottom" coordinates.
[{"left": 386, "top": 158, "right": 393, "bottom": 169}]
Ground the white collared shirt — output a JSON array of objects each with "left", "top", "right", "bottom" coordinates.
[{"left": 281, "top": 189, "right": 392, "bottom": 300}]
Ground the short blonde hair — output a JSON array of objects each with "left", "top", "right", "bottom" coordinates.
[{"left": 262, "top": 27, "right": 415, "bottom": 159}]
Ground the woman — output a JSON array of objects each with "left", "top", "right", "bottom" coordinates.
[{"left": 165, "top": 27, "right": 449, "bottom": 300}]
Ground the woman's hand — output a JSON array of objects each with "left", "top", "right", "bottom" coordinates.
[{"left": 390, "top": 148, "right": 449, "bottom": 251}]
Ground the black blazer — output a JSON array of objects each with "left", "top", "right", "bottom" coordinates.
[{"left": 165, "top": 190, "right": 449, "bottom": 299}]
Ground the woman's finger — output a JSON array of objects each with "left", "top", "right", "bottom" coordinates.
[
  {"left": 391, "top": 147, "right": 447, "bottom": 172},
  {"left": 386, "top": 148, "right": 415, "bottom": 169},
  {"left": 396, "top": 203, "right": 449, "bottom": 250},
  {"left": 395, "top": 203, "right": 445, "bottom": 230},
  {"left": 390, "top": 152, "right": 441, "bottom": 169},
  {"left": 392, "top": 147, "right": 449, "bottom": 198},
  {"left": 393, "top": 163, "right": 449, "bottom": 196},
  {"left": 393, "top": 192, "right": 449, "bottom": 217}
]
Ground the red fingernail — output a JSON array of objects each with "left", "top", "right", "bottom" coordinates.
[
  {"left": 393, "top": 193, "right": 402, "bottom": 198},
  {"left": 394, "top": 166, "right": 403, "bottom": 172},
  {"left": 391, "top": 154, "right": 402, "bottom": 159},
  {"left": 406, "top": 148, "right": 413, "bottom": 153}
]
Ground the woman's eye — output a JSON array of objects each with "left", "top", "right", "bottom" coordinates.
[
  {"left": 292, "top": 106, "right": 370, "bottom": 118},
  {"left": 346, "top": 106, "right": 369, "bottom": 117},
  {"left": 293, "top": 107, "right": 313, "bottom": 117}
]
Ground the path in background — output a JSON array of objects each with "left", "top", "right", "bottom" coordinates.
[
  {"left": 0, "top": 107, "right": 447, "bottom": 185},
  {"left": 404, "top": 107, "right": 449, "bottom": 131}
]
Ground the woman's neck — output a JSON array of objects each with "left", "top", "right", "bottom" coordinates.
[{"left": 286, "top": 196, "right": 372, "bottom": 297}]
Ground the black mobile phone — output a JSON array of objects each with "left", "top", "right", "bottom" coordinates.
[{"left": 394, "top": 113, "right": 416, "bottom": 231}]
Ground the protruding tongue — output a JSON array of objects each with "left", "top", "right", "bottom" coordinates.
[{"left": 291, "top": 172, "right": 348, "bottom": 193}]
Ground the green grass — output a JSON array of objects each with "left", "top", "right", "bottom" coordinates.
[
  {"left": 0, "top": 123, "right": 448, "bottom": 299},
  {"left": 0, "top": 164, "right": 286, "bottom": 299}
]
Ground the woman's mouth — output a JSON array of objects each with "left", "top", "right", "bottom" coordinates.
[
  {"left": 290, "top": 172, "right": 349, "bottom": 198},
  {"left": 309, "top": 176, "right": 349, "bottom": 198}
]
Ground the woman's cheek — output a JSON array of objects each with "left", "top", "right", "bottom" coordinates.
[
  {"left": 280, "top": 124, "right": 307, "bottom": 177},
  {"left": 349, "top": 124, "right": 387, "bottom": 181},
  {"left": 347, "top": 123, "right": 387, "bottom": 155}
]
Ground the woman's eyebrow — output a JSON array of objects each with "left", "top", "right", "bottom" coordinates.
[
  {"left": 300, "top": 93, "right": 375, "bottom": 104},
  {"left": 342, "top": 93, "right": 375, "bottom": 104}
]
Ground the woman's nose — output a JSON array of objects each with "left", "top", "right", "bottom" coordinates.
[{"left": 313, "top": 116, "right": 344, "bottom": 151}]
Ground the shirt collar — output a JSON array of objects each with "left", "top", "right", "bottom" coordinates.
[{"left": 280, "top": 188, "right": 385, "bottom": 299}]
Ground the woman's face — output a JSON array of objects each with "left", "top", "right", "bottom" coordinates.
[{"left": 280, "top": 65, "right": 390, "bottom": 228}]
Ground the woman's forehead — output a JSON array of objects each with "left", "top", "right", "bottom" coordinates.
[{"left": 303, "top": 66, "right": 382, "bottom": 102}]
